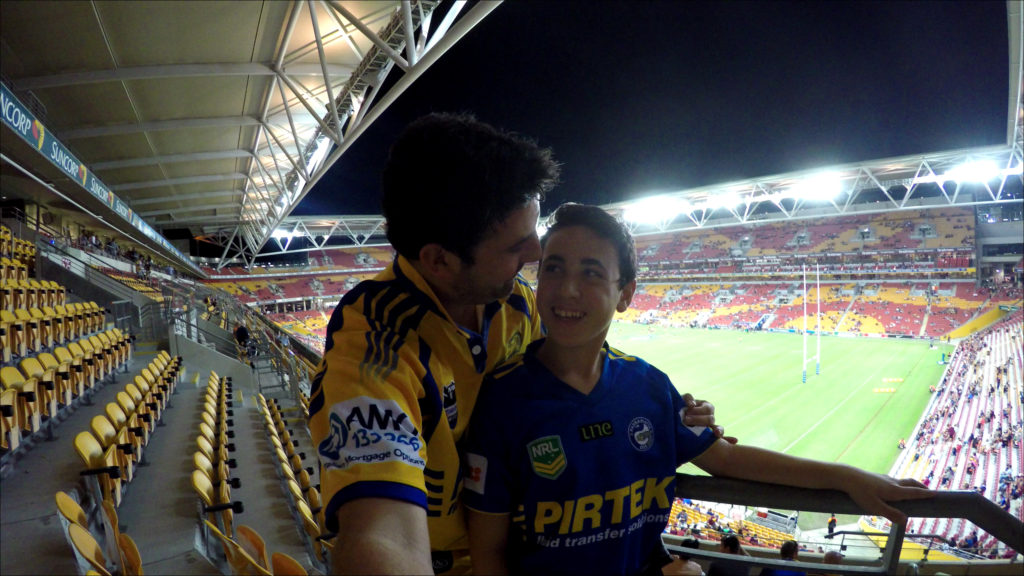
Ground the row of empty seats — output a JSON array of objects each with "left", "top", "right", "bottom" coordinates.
[
  {"left": 56, "top": 490, "right": 143, "bottom": 576},
  {"left": 193, "top": 373, "right": 308, "bottom": 575},
  {"left": 258, "top": 393, "right": 327, "bottom": 573},
  {"left": 2, "top": 328, "right": 132, "bottom": 458},
  {"left": 73, "top": 351, "right": 180, "bottom": 509}
]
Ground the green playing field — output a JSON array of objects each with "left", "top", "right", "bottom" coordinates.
[{"left": 606, "top": 322, "right": 956, "bottom": 528}]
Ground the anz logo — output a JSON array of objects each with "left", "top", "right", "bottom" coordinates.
[{"left": 318, "top": 396, "right": 425, "bottom": 470}]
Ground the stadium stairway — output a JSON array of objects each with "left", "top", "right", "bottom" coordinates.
[{"left": 1, "top": 334, "right": 319, "bottom": 574}]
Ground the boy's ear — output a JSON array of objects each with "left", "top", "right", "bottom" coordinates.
[{"left": 616, "top": 280, "right": 637, "bottom": 313}]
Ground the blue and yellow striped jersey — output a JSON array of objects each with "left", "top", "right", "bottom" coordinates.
[{"left": 308, "top": 255, "right": 541, "bottom": 552}]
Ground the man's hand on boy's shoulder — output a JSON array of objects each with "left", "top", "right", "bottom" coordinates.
[{"left": 680, "top": 394, "right": 738, "bottom": 444}]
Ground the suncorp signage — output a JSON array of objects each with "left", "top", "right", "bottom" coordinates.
[{"left": 0, "top": 82, "right": 200, "bottom": 274}]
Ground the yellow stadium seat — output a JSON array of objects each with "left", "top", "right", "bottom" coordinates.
[
  {"left": 271, "top": 552, "right": 308, "bottom": 576},
  {"left": 74, "top": 430, "right": 122, "bottom": 507},
  {"left": 66, "top": 523, "right": 113, "bottom": 576},
  {"left": 1, "top": 365, "right": 42, "bottom": 434},
  {"left": 18, "top": 356, "right": 57, "bottom": 423},
  {"left": 1, "top": 387, "right": 22, "bottom": 453}
]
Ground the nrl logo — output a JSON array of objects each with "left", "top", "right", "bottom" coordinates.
[{"left": 527, "top": 435, "right": 566, "bottom": 480}]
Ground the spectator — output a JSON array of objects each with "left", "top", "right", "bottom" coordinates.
[
  {"left": 664, "top": 538, "right": 703, "bottom": 576},
  {"left": 827, "top": 513, "right": 837, "bottom": 537},
  {"left": 708, "top": 534, "right": 751, "bottom": 576},
  {"left": 760, "top": 540, "right": 805, "bottom": 576}
]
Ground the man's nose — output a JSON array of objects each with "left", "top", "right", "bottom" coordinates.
[{"left": 523, "top": 234, "right": 542, "bottom": 264}]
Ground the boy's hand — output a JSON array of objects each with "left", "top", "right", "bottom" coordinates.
[
  {"left": 681, "top": 394, "right": 738, "bottom": 444},
  {"left": 842, "top": 471, "right": 931, "bottom": 527}
]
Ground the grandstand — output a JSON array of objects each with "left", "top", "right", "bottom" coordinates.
[{"left": 0, "top": 1, "right": 1022, "bottom": 575}]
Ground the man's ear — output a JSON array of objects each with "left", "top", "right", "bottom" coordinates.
[
  {"left": 616, "top": 280, "right": 637, "bottom": 313},
  {"left": 418, "top": 243, "right": 461, "bottom": 279}
]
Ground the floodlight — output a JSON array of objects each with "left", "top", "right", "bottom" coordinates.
[
  {"left": 622, "top": 196, "right": 689, "bottom": 224},
  {"left": 704, "top": 193, "right": 740, "bottom": 211},
  {"left": 945, "top": 160, "right": 999, "bottom": 182},
  {"left": 271, "top": 229, "right": 293, "bottom": 240},
  {"left": 307, "top": 136, "right": 333, "bottom": 173},
  {"left": 788, "top": 172, "right": 842, "bottom": 201}
]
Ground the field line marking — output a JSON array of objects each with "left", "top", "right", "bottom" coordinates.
[{"left": 781, "top": 348, "right": 898, "bottom": 454}]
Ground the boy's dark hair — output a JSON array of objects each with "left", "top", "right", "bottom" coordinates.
[
  {"left": 541, "top": 203, "right": 637, "bottom": 289},
  {"left": 721, "top": 534, "right": 741, "bottom": 554},
  {"left": 381, "top": 112, "right": 560, "bottom": 264}
]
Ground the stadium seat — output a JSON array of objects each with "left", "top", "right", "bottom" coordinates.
[
  {"left": 54, "top": 346, "right": 86, "bottom": 400},
  {"left": 15, "top": 308, "right": 40, "bottom": 354},
  {"left": 271, "top": 552, "right": 308, "bottom": 576},
  {"left": 1, "top": 309, "right": 26, "bottom": 361},
  {"left": 74, "top": 430, "right": 122, "bottom": 507},
  {"left": 235, "top": 524, "right": 270, "bottom": 572},
  {"left": 18, "top": 356, "right": 58, "bottom": 424},
  {"left": 202, "top": 519, "right": 270, "bottom": 576},
  {"left": 42, "top": 306, "right": 67, "bottom": 345},
  {"left": 0, "top": 387, "right": 22, "bottom": 453},
  {"left": 66, "top": 523, "right": 113, "bottom": 576},
  {"left": 1, "top": 365, "right": 42, "bottom": 434},
  {"left": 90, "top": 413, "right": 135, "bottom": 484},
  {"left": 119, "top": 533, "right": 143, "bottom": 576},
  {"left": 54, "top": 491, "right": 88, "bottom": 529},
  {"left": 70, "top": 340, "right": 100, "bottom": 389},
  {"left": 29, "top": 307, "right": 54, "bottom": 349}
]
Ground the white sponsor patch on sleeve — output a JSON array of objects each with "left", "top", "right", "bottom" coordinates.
[
  {"left": 317, "top": 396, "right": 425, "bottom": 471},
  {"left": 463, "top": 452, "right": 488, "bottom": 495}
]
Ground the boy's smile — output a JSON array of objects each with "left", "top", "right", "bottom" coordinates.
[{"left": 536, "top": 226, "right": 635, "bottom": 350}]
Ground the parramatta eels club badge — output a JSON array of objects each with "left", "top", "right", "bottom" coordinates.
[{"left": 527, "top": 435, "right": 566, "bottom": 479}]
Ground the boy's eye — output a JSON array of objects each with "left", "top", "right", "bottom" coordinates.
[{"left": 584, "top": 269, "right": 603, "bottom": 278}]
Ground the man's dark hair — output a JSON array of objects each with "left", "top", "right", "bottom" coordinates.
[
  {"left": 541, "top": 203, "right": 637, "bottom": 289},
  {"left": 721, "top": 534, "right": 741, "bottom": 554},
  {"left": 381, "top": 112, "right": 560, "bottom": 264},
  {"left": 780, "top": 539, "right": 799, "bottom": 559}
]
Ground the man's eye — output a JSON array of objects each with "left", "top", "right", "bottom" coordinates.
[{"left": 584, "top": 269, "right": 603, "bottom": 278}]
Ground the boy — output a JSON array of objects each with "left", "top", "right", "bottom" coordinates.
[{"left": 463, "top": 203, "right": 931, "bottom": 575}]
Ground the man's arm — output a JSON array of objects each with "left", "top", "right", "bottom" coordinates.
[
  {"left": 693, "top": 440, "right": 931, "bottom": 525},
  {"left": 332, "top": 498, "right": 432, "bottom": 575},
  {"left": 467, "top": 509, "right": 510, "bottom": 576}
]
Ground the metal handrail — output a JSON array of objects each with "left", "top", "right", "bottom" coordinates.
[{"left": 669, "top": 474, "right": 1023, "bottom": 574}]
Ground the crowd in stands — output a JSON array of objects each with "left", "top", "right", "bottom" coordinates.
[{"left": 891, "top": 310, "right": 1023, "bottom": 558}]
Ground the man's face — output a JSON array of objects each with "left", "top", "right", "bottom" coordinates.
[
  {"left": 452, "top": 199, "right": 541, "bottom": 305},
  {"left": 536, "top": 225, "right": 634, "bottom": 349}
]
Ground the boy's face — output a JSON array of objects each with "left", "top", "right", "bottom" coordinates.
[{"left": 536, "top": 225, "right": 635, "bottom": 348}]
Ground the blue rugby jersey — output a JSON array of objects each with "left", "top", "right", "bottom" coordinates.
[
  {"left": 463, "top": 340, "right": 717, "bottom": 575},
  {"left": 308, "top": 255, "right": 541, "bottom": 553}
]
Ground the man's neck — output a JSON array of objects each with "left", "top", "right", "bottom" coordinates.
[{"left": 536, "top": 338, "right": 605, "bottom": 395}]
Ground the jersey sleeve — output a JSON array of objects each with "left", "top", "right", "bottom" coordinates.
[
  {"left": 460, "top": 377, "right": 513, "bottom": 515},
  {"left": 308, "top": 305, "right": 429, "bottom": 532},
  {"left": 669, "top": 378, "right": 718, "bottom": 464}
]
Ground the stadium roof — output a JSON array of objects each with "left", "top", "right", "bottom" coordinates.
[
  {"left": 0, "top": 1, "right": 1021, "bottom": 273},
  {"left": 0, "top": 0, "right": 497, "bottom": 274}
]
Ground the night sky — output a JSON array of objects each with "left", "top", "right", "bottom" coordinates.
[{"left": 297, "top": 1, "right": 1010, "bottom": 217}]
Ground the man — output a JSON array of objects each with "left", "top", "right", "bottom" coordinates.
[
  {"left": 708, "top": 534, "right": 751, "bottom": 576},
  {"left": 308, "top": 113, "right": 725, "bottom": 574},
  {"left": 761, "top": 540, "right": 805, "bottom": 576},
  {"left": 827, "top": 513, "right": 837, "bottom": 537}
]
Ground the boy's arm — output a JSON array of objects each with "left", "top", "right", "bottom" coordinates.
[
  {"left": 332, "top": 498, "right": 432, "bottom": 574},
  {"left": 467, "top": 509, "right": 511, "bottom": 576},
  {"left": 693, "top": 440, "right": 931, "bottom": 525}
]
